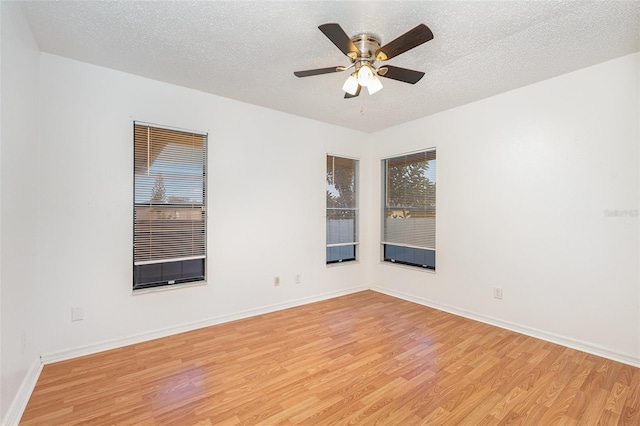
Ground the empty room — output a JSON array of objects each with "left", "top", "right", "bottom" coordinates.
[{"left": 2, "top": 1, "right": 640, "bottom": 424}]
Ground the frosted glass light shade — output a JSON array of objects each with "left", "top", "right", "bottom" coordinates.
[
  {"left": 342, "top": 74, "right": 359, "bottom": 95},
  {"left": 357, "top": 65, "right": 374, "bottom": 87},
  {"left": 367, "top": 75, "right": 383, "bottom": 95}
]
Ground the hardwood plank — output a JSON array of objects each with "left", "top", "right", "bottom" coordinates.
[{"left": 20, "top": 290, "right": 640, "bottom": 425}]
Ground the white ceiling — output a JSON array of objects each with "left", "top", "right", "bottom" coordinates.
[{"left": 19, "top": 1, "right": 640, "bottom": 133}]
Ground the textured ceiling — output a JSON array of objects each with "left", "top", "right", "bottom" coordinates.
[{"left": 19, "top": 1, "right": 640, "bottom": 133}]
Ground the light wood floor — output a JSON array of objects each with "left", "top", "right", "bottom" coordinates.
[{"left": 21, "top": 290, "right": 640, "bottom": 425}]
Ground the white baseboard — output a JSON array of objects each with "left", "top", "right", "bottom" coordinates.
[
  {"left": 370, "top": 286, "right": 640, "bottom": 368},
  {"left": 41, "top": 286, "right": 368, "bottom": 365},
  {"left": 2, "top": 358, "right": 43, "bottom": 426}
]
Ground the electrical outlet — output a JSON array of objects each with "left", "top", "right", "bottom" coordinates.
[
  {"left": 21, "top": 331, "right": 26, "bottom": 353},
  {"left": 72, "top": 307, "right": 84, "bottom": 321},
  {"left": 274, "top": 276, "right": 280, "bottom": 287},
  {"left": 295, "top": 274, "right": 301, "bottom": 284},
  {"left": 493, "top": 287, "right": 503, "bottom": 300}
]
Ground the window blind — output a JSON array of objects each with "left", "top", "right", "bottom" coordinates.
[
  {"left": 382, "top": 150, "right": 436, "bottom": 268},
  {"left": 326, "top": 155, "right": 358, "bottom": 263},
  {"left": 133, "top": 122, "right": 207, "bottom": 288}
]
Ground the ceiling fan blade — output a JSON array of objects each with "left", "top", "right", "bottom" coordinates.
[
  {"left": 319, "top": 23, "right": 360, "bottom": 59},
  {"left": 375, "top": 24, "right": 434, "bottom": 61},
  {"left": 378, "top": 65, "right": 425, "bottom": 84},
  {"left": 294, "top": 66, "right": 344, "bottom": 78},
  {"left": 344, "top": 85, "right": 361, "bottom": 99}
]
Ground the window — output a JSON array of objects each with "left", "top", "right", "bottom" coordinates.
[
  {"left": 133, "top": 122, "right": 207, "bottom": 290},
  {"left": 382, "top": 149, "right": 436, "bottom": 270},
  {"left": 326, "top": 155, "right": 358, "bottom": 263}
]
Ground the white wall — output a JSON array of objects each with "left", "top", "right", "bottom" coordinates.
[
  {"left": 369, "top": 53, "right": 640, "bottom": 364},
  {"left": 36, "top": 53, "right": 371, "bottom": 359},
  {"left": 0, "top": 2, "right": 42, "bottom": 422}
]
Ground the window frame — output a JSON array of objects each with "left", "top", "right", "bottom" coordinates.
[
  {"left": 133, "top": 121, "right": 208, "bottom": 291},
  {"left": 326, "top": 154, "right": 359, "bottom": 265},
  {"left": 381, "top": 148, "right": 436, "bottom": 271}
]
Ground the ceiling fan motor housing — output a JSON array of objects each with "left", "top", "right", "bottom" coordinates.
[{"left": 350, "top": 33, "right": 381, "bottom": 65}]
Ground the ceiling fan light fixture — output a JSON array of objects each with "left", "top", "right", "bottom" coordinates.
[
  {"left": 367, "top": 75, "right": 383, "bottom": 95},
  {"left": 342, "top": 74, "right": 359, "bottom": 95},
  {"left": 356, "top": 64, "right": 374, "bottom": 87}
]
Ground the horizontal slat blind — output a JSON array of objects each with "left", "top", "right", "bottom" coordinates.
[
  {"left": 383, "top": 150, "right": 436, "bottom": 250},
  {"left": 134, "top": 123, "right": 207, "bottom": 265},
  {"left": 327, "top": 155, "right": 358, "bottom": 263}
]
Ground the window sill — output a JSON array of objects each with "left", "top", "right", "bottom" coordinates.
[
  {"left": 132, "top": 280, "right": 207, "bottom": 295},
  {"left": 380, "top": 261, "right": 436, "bottom": 274},
  {"left": 326, "top": 260, "right": 359, "bottom": 268}
]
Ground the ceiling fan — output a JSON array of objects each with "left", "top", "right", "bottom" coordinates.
[{"left": 294, "top": 23, "right": 433, "bottom": 98}]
